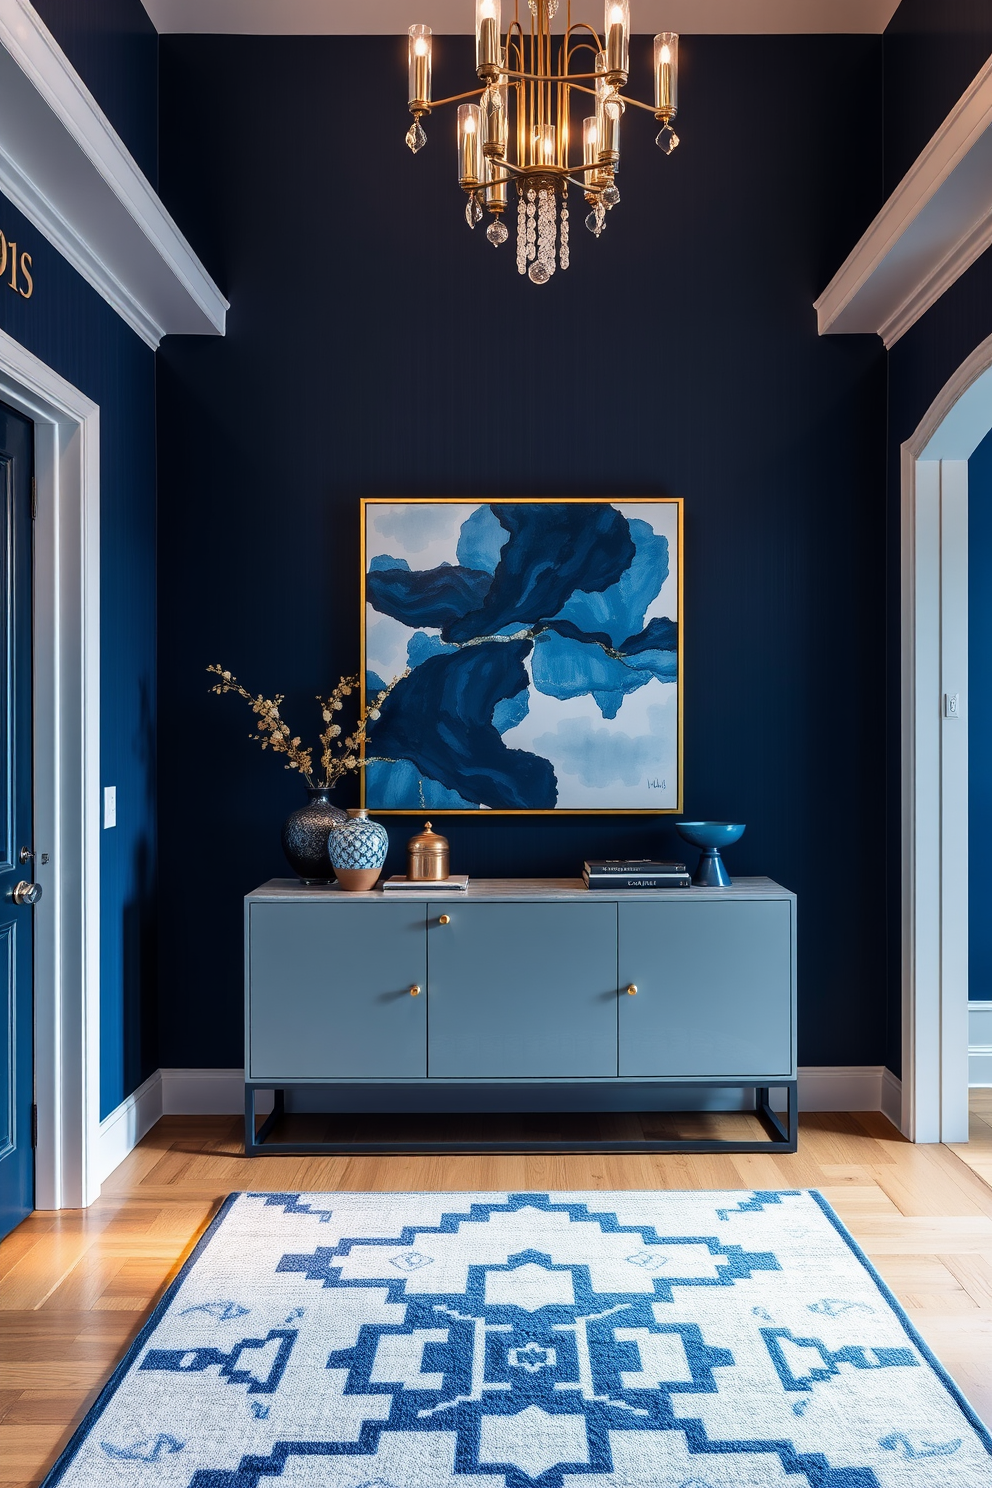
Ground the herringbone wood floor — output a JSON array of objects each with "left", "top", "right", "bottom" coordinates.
[{"left": 3, "top": 1103, "right": 992, "bottom": 1487}]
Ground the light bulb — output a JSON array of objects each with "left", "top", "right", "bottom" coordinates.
[
  {"left": 660, "top": 43, "right": 671, "bottom": 63},
  {"left": 465, "top": 114, "right": 477, "bottom": 134},
  {"left": 480, "top": 0, "right": 497, "bottom": 16},
  {"left": 609, "top": 5, "right": 624, "bottom": 24},
  {"left": 414, "top": 36, "right": 428, "bottom": 55},
  {"left": 588, "top": 124, "right": 597, "bottom": 144}
]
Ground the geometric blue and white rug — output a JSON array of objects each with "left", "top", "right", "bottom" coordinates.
[{"left": 43, "top": 1190, "right": 992, "bottom": 1488}]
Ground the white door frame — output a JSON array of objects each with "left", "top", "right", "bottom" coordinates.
[
  {"left": 0, "top": 325, "right": 100, "bottom": 1209},
  {"left": 902, "top": 330, "right": 992, "bottom": 1143}
]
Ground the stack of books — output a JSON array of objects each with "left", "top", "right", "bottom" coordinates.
[
  {"left": 582, "top": 859, "right": 690, "bottom": 890},
  {"left": 381, "top": 875, "right": 470, "bottom": 892}
]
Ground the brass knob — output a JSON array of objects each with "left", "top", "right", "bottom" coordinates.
[
  {"left": 410, "top": 984, "right": 421, "bottom": 996},
  {"left": 626, "top": 984, "right": 637, "bottom": 996},
  {"left": 438, "top": 914, "right": 451, "bottom": 925},
  {"left": 12, "top": 881, "right": 42, "bottom": 906}
]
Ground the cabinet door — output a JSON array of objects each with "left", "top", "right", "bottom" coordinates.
[
  {"left": 248, "top": 902, "right": 426, "bottom": 1080},
  {"left": 427, "top": 902, "right": 617, "bottom": 1078},
  {"left": 618, "top": 900, "right": 793, "bottom": 1078}
]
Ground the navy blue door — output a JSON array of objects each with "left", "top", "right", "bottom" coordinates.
[{"left": 0, "top": 402, "right": 35, "bottom": 1240}]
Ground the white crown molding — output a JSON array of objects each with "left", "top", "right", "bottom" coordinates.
[
  {"left": 815, "top": 56, "right": 992, "bottom": 350},
  {"left": 139, "top": 0, "right": 900, "bottom": 35},
  {"left": 0, "top": 0, "right": 227, "bottom": 348}
]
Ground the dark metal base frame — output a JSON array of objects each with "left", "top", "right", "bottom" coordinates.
[{"left": 244, "top": 1081, "right": 799, "bottom": 1157}]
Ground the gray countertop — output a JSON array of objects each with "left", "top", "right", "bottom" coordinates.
[{"left": 247, "top": 876, "right": 795, "bottom": 903}]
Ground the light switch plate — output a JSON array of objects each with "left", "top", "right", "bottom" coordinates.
[{"left": 103, "top": 785, "right": 116, "bottom": 828}]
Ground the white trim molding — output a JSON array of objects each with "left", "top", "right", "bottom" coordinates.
[
  {"left": 0, "top": 0, "right": 227, "bottom": 348},
  {"left": 92, "top": 1065, "right": 904, "bottom": 1187},
  {"left": 97, "top": 1069, "right": 162, "bottom": 1184},
  {"left": 139, "top": 0, "right": 901, "bottom": 35},
  {"left": 0, "top": 326, "right": 102, "bottom": 1209},
  {"left": 971, "top": 1002, "right": 992, "bottom": 1088},
  {"left": 815, "top": 55, "right": 992, "bottom": 348},
  {"left": 901, "top": 331, "right": 992, "bottom": 1143}
]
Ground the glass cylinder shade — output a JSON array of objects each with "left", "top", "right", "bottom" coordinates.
[
  {"left": 484, "top": 154, "right": 507, "bottom": 212},
  {"left": 533, "top": 123, "right": 556, "bottom": 167},
  {"left": 482, "top": 79, "right": 508, "bottom": 157},
  {"left": 457, "top": 103, "right": 483, "bottom": 184},
  {"left": 654, "top": 32, "right": 678, "bottom": 116},
  {"left": 582, "top": 116, "right": 599, "bottom": 168},
  {"left": 408, "top": 25, "right": 432, "bottom": 107},
  {"left": 598, "top": 95, "right": 622, "bottom": 161},
  {"left": 476, "top": 0, "right": 501, "bottom": 73},
  {"left": 604, "top": 0, "right": 629, "bottom": 77}
]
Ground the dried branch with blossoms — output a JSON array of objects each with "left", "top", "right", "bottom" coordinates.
[{"left": 207, "top": 664, "right": 406, "bottom": 790}]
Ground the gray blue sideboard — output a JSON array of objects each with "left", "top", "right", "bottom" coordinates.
[{"left": 244, "top": 877, "right": 797, "bottom": 1155}]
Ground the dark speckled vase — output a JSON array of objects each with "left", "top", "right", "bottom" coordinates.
[{"left": 281, "top": 787, "right": 349, "bottom": 883}]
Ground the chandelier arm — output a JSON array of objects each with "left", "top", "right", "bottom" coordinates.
[
  {"left": 564, "top": 22, "right": 605, "bottom": 58},
  {"left": 570, "top": 81, "right": 658, "bottom": 113},
  {"left": 564, "top": 174, "right": 604, "bottom": 194},
  {"left": 502, "top": 68, "right": 602, "bottom": 82},
  {"left": 426, "top": 86, "right": 488, "bottom": 108}
]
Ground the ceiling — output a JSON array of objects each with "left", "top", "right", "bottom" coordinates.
[{"left": 138, "top": 0, "right": 903, "bottom": 35}]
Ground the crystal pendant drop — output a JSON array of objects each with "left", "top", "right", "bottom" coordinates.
[
  {"left": 486, "top": 218, "right": 509, "bottom": 246},
  {"left": 585, "top": 203, "right": 606, "bottom": 237},
  {"left": 655, "top": 124, "right": 679, "bottom": 155},
  {"left": 528, "top": 260, "right": 550, "bottom": 284},
  {"left": 465, "top": 197, "right": 483, "bottom": 228},
  {"left": 405, "top": 120, "right": 427, "bottom": 153},
  {"left": 602, "top": 184, "right": 620, "bottom": 208}
]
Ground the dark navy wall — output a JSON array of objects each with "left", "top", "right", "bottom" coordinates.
[
  {"left": 156, "top": 33, "right": 887, "bottom": 1072},
  {"left": 884, "top": 0, "right": 992, "bottom": 195},
  {"left": 0, "top": 194, "right": 158, "bottom": 1119},
  {"left": 881, "top": 0, "right": 992, "bottom": 1072},
  {"left": 31, "top": 0, "right": 158, "bottom": 186},
  {"left": 0, "top": 0, "right": 158, "bottom": 1119},
  {"left": 970, "top": 426, "right": 992, "bottom": 1001}
]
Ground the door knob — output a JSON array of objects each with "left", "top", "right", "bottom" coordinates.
[
  {"left": 12, "top": 881, "right": 42, "bottom": 906},
  {"left": 626, "top": 983, "right": 637, "bottom": 996},
  {"left": 438, "top": 914, "right": 450, "bottom": 925},
  {"left": 409, "top": 984, "right": 421, "bottom": 996}
]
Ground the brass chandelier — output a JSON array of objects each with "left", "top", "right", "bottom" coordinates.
[{"left": 405, "top": 0, "right": 679, "bottom": 282}]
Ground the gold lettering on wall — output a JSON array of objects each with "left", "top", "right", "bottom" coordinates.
[{"left": 0, "top": 231, "right": 34, "bottom": 300}]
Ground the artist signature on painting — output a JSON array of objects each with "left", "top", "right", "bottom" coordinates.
[{"left": 647, "top": 778, "right": 667, "bottom": 790}]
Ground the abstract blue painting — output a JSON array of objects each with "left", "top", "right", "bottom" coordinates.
[{"left": 361, "top": 499, "right": 681, "bottom": 812}]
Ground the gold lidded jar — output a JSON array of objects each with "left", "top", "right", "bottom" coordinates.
[{"left": 406, "top": 821, "right": 450, "bottom": 881}]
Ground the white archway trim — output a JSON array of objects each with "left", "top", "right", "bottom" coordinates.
[
  {"left": 0, "top": 324, "right": 100, "bottom": 1208},
  {"left": 902, "top": 330, "right": 992, "bottom": 1143}
]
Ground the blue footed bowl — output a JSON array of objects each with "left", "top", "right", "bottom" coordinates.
[{"left": 675, "top": 821, "right": 746, "bottom": 887}]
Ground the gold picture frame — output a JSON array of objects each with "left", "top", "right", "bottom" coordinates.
[{"left": 360, "top": 497, "right": 683, "bottom": 814}]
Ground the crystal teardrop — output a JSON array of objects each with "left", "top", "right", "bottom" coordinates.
[
  {"left": 465, "top": 197, "right": 483, "bottom": 228},
  {"left": 655, "top": 124, "right": 679, "bottom": 155},
  {"left": 405, "top": 120, "right": 427, "bottom": 154}
]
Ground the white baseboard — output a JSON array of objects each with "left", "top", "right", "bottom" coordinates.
[
  {"left": 881, "top": 1067, "right": 904, "bottom": 1129},
  {"left": 96, "top": 1069, "right": 162, "bottom": 1185},
  {"left": 970, "top": 1001, "right": 992, "bottom": 1087},
  {"left": 95, "top": 1063, "right": 905, "bottom": 1189}
]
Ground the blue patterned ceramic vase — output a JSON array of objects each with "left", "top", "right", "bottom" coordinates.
[
  {"left": 328, "top": 807, "right": 388, "bottom": 892},
  {"left": 281, "top": 787, "right": 348, "bottom": 884}
]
